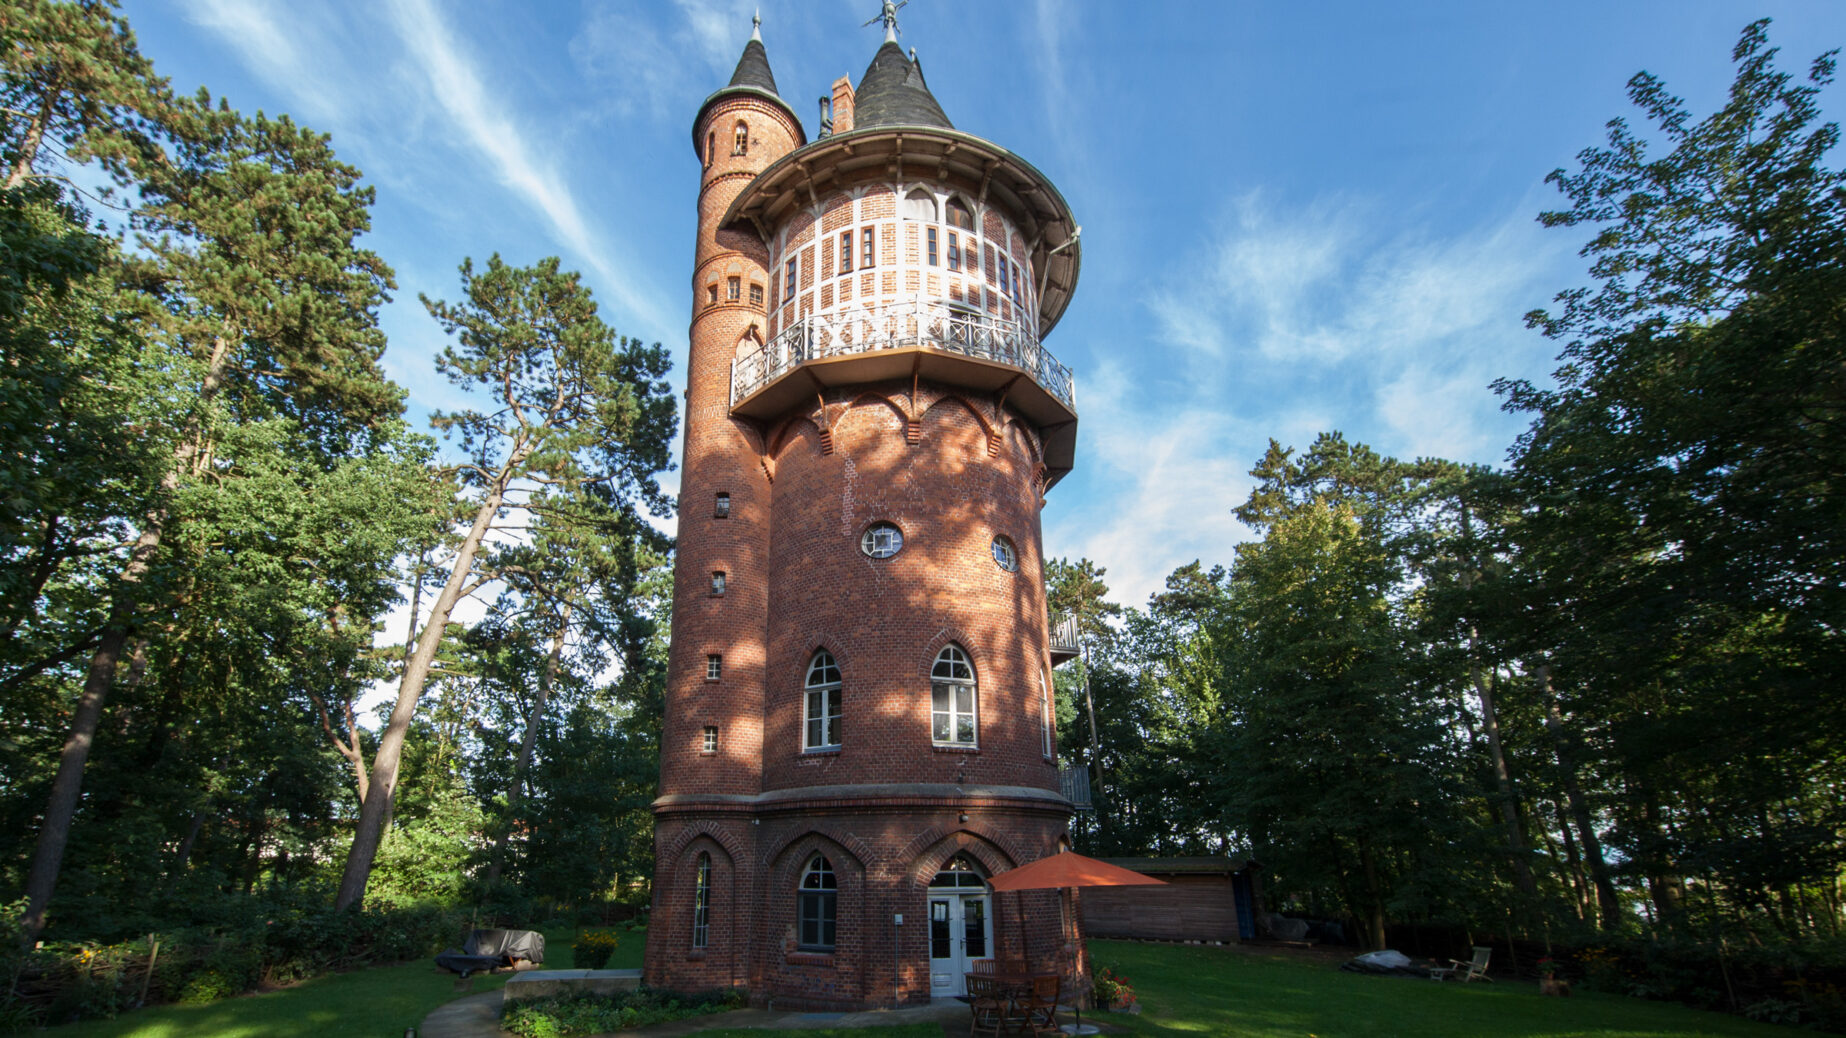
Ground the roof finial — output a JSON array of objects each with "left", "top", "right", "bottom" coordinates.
[
  {"left": 863, "top": 0, "right": 907, "bottom": 43},
  {"left": 751, "top": 8, "right": 762, "bottom": 42}
]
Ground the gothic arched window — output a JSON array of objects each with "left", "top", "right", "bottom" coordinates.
[
  {"left": 798, "top": 855, "right": 837, "bottom": 950},
  {"left": 904, "top": 188, "right": 937, "bottom": 223},
  {"left": 946, "top": 196, "right": 975, "bottom": 231},
  {"left": 931, "top": 644, "right": 976, "bottom": 746},
  {"left": 805, "top": 650, "right": 842, "bottom": 750},
  {"left": 692, "top": 852, "right": 711, "bottom": 948}
]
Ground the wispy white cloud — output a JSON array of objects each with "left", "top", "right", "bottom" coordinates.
[
  {"left": 384, "top": 0, "right": 671, "bottom": 333},
  {"left": 184, "top": 0, "right": 344, "bottom": 120},
  {"left": 1056, "top": 194, "right": 1561, "bottom": 608},
  {"left": 570, "top": 0, "right": 754, "bottom": 119}
]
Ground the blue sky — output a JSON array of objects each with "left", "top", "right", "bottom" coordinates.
[{"left": 131, "top": 0, "right": 1846, "bottom": 609}]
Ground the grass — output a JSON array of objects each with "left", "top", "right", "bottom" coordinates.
[
  {"left": 31, "top": 930, "right": 1797, "bottom": 1038},
  {"left": 1085, "top": 939, "right": 1796, "bottom": 1038},
  {"left": 32, "top": 923, "right": 643, "bottom": 1038}
]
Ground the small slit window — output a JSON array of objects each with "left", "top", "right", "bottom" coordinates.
[
  {"left": 706, "top": 654, "right": 722, "bottom": 680},
  {"left": 838, "top": 232, "right": 852, "bottom": 274},
  {"left": 701, "top": 726, "right": 718, "bottom": 754},
  {"left": 862, "top": 227, "right": 876, "bottom": 268},
  {"left": 948, "top": 231, "right": 961, "bottom": 271},
  {"left": 860, "top": 522, "right": 903, "bottom": 558},
  {"left": 732, "top": 121, "right": 748, "bottom": 156},
  {"left": 927, "top": 227, "right": 938, "bottom": 266},
  {"left": 785, "top": 259, "right": 796, "bottom": 296},
  {"left": 711, "top": 571, "right": 726, "bottom": 596},
  {"left": 714, "top": 492, "right": 730, "bottom": 518},
  {"left": 693, "top": 852, "right": 711, "bottom": 946},
  {"left": 727, "top": 277, "right": 740, "bottom": 301}
]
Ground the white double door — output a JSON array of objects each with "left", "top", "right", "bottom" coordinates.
[{"left": 927, "top": 892, "right": 992, "bottom": 997}]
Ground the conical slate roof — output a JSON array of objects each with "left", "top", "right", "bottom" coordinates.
[
  {"left": 728, "top": 36, "right": 779, "bottom": 95},
  {"left": 852, "top": 41, "right": 952, "bottom": 131}
]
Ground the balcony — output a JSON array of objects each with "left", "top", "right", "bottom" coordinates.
[{"left": 729, "top": 300, "right": 1078, "bottom": 479}]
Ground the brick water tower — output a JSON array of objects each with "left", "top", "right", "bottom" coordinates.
[{"left": 645, "top": 7, "right": 1083, "bottom": 1009}]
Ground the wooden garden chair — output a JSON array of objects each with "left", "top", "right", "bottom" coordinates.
[
  {"left": 1447, "top": 946, "right": 1494, "bottom": 982},
  {"left": 967, "top": 973, "right": 1007, "bottom": 1036}
]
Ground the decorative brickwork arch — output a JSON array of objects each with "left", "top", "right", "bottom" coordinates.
[
  {"left": 667, "top": 819, "right": 749, "bottom": 865},
  {"left": 767, "top": 415, "right": 823, "bottom": 460},
  {"left": 920, "top": 393, "right": 997, "bottom": 443},
  {"left": 900, "top": 827, "right": 1022, "bottom": 885},
  {"left": 921, "top": 626, "right": 984, "bottom": 682},
  {"left": 832, "top": 393, "right": 909, "bottom": 452}
]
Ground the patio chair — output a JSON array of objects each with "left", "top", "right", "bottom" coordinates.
[
  {"left": 1022, "top": 973, "right": 1062, "bottom": 1036},
  {"left": 967, "top": 973, "right": 1007, "bottom": 1037},
  {"left": 1446, "top": 946, "right": 1494, "bottom": 983}
]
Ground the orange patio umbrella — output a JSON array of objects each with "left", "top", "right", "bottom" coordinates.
[
  {"left": 988, "top": 852, "right": 1166, "bottom": 893},
  {"left": 988, "top": 851, "right": 1164, "bottom": 1034}
]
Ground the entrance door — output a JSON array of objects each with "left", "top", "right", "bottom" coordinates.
[{"left": 927, "top": 893, "right": 990, "bottom": 997}]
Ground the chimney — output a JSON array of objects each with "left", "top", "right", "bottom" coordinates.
[{"left": 830, "top": 76, "right": 855, "bottom": 135}]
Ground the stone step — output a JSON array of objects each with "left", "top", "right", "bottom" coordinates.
[{"left": 502, "top": 968, "right": 643, "bottom": 1004}]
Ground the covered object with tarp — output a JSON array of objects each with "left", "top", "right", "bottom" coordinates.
[{"left": 434, "top": 928, "right": 546, "bottom": 977}]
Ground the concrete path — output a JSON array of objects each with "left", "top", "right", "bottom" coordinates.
[{"left": 419, "top": 989, "right": 979, "bottom": 1037}]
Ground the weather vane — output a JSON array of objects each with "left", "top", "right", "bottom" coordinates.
[{"left": 863, "top": 0, "right": 907, "bottom": 42}]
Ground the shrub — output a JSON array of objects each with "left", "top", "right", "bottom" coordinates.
[
  {"left": 572, "top": 929, "right": 619, "bottom": 970},
  {"left": 501, "top": 988, "right": 744, "bottom": 1037}
]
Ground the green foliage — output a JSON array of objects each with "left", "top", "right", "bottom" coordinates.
[
  {"left": 500, "top": 988, "right": 745, "bottom": 1038},
  {"left": 570, "top": 929, "right": 619, "bottom": 970}
]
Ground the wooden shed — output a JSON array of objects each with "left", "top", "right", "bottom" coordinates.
[{"left": 1079, "top": 856, "right": 1262, "bottom": 943}]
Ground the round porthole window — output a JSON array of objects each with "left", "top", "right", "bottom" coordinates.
[
  {"left": 991, "top": 535, "right": 1017, "bottom": 572},
  {"left": 861, "top": 521, "right": 904, "bottom": 558}
]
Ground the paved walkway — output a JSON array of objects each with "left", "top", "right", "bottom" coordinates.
[{"left": 420, "top": 988, "right": 975, "bottom": 1038}]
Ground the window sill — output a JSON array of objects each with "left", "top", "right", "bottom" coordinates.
[
  {"left": 687, "top": 949, "right": 707, "bottom": 961},
  {"left": 931, "top": 744, "right": 980, "bottom": 754},
  {"left": 801, "top": 747, "right": 841, "bottom": 756},
  {"left": 787, "top": 950, "right": 836, "bottom": 967}
]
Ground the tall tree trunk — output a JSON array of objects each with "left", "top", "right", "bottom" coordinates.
[
  {"left": 6, "top": 74, "right": 60, "bottom": 189},
  {"left": 1538, "top": 664, "right": 1622, "bottom": 930},
  {"left": 17, "top": 337, "right": 230, "bottom": 946},
  {"left": 333, "top": 468, "right": 518, "bottom": 911},
  {"left": 1358, "top": 837, "right": 1387, "bottom": 950},
  {"left": 1551, "top": 798, "right": 1593, "bottom": 921},
  {"left": 167, "top": 809, "right": 207, "bottom": 883},
  {"left": 1456, "top": 508, "right": 1537, "bottom": 899},
  {"left": 485, "top": 601, "right": 572, "bottom": 887}
]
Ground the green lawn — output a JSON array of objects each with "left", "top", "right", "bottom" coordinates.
[
  {"left": 32, "top": 931, "right": 1799, "bottom": 1038},
  {"left": 32, "top": 923, "right": 640, "bottom": 1038},
  {"left": 1086, "top": 939, "right": 1794, "bottom": 1038}
]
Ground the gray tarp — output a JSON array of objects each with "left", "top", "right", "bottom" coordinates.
[{"left": 434, "top": 928, "right": 546, "bottom": 977}]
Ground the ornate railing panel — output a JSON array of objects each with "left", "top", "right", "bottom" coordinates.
[{"left": 731, "top": 300, "right": 1075, "bottom": 411}]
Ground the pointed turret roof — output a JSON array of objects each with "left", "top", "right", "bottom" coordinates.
[
  {"left": 851, "top": 41, "right": 952, "bottom": 131},
  {"left": 692, "top": 16, "right": 805, "bottom": 150},
  {"left": 727, "top": 15, "right": 779, "bottom": 94}
]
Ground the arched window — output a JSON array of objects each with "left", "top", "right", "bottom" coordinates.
[
  {"left": 931, "top": 644, "right": 976, "bottom": 746},
  {"left": 929, "top": 854, "right": 988, "bottom": 889},
  {"left": 705, "top": 131, "right": 714, "bottom": 167},
  {"left": 946, "top": 196, "right": 975, "bottom": 231},
  {"left": 798, "top": 855, "right": 837, "bottom": 951},
  {"left": 693, "top": 852, "right": 711, "bottom": 948},
  {"left": 733, "top": 121, "right": 749, "bottom": 156},
  {"left": 805, "top": 650, "right": 842, "bottom": 750},
  {"left": 904, "top": 188, "right": 937, "bottom": 223}
]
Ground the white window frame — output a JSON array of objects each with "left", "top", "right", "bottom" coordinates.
[
  {"left": 701, "top": 725, "right": 718, "bottom": 753},
  {"left": 706, "top": 654, "right": 722, "bottom": 681},
  {"left": 931, "top": 644, "right": 977, "bottom": 747},
  {"left": 804, "top": 650, "right": 842, "bottom": 751}
]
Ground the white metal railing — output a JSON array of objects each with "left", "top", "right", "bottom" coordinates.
[{"left": 730, "top": 299, "right": 1075, "bottom": 411}]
